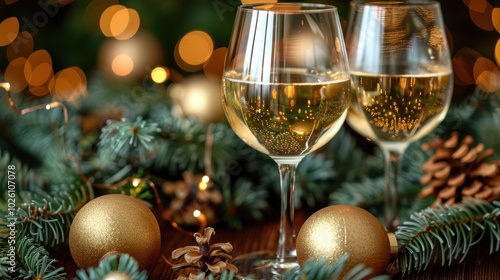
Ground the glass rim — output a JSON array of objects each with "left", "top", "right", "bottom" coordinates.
[
  {"left": 350, "top": 0, "right": 440, "bottom": 8},
  {"left": 238, "top": 2, "right": 338, "bottom": 13}
]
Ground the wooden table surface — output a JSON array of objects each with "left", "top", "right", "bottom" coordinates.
[
  {"left": 151, "top": 209, "right": 500, "bottom": 280},
  {"left": 59, "top": 209, "right": 500, "bottom": 280}
]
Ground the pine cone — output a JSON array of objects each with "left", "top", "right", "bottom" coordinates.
[
  {"left": 171, "top": 227, "right": 238, "bottom": 280},
  {"left": 418, "top": 132, "right": 500, "bottom": 207}
]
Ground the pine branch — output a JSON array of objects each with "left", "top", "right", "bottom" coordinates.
[
  {"left": 0, "top": 149, "right": 45, "bottom": 193},
  {"left": 395, "top": 199, "right": 500, "bottom": 276},
  {"left": 329, "top": 176, "right": 386, "bottom": 217},
  {"left": 97, "top": 117, "right": 161, "bottom": 164},
  {"left": 150, "top": 105, "right": 238, "bottom": 176},
  {"left": 220, "top": 177, "right": 269, "bottom": 229},
  {"left": 13, "top": 236, "right": 66, "bottom": 280},
  {"left": 75, "top": 254, "right": 148, "bottom": 280},
  {"left": 325, "top": 127, "right": 384, "bottom": 182},
  {"left": 15, "top": 179, "right": 93, "bottom": 249},
  {"left": 259, "top": 152, "right": 338, "bottom": 209},
  {"left": 283, "top": 255, "right": 390, "bottom": 280}
]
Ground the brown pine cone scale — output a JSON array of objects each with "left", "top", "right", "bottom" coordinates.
[{"left": 418, "top": 132, "right": 500, "bottom": 207}]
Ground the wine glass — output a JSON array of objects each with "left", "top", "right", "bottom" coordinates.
[
  {"left": 222, "top": 2, "right": 350, "bottom": 277},
  {"left": 344, "top": 0, "right": 453, "bottom": 231}
]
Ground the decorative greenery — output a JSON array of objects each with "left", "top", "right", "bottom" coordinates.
[
  {"left": 97, "top": 117, "right": 161, "bottom": 163},
  {"left": 395, "top": 199, "right": 500, "bottom": 276},
  {"left": 0, "top": 236, "right": 66, "bottom": 280},
  {"left": 75, "top": 254, "right": 148, "bottom": 280}
]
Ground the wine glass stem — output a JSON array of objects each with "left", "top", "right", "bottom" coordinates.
[
  {"left": 382, "top": 147, "right": 405, "bottom": 232},
  {"left": 277, "top": 163, "right": 298, "bottom": 262}
]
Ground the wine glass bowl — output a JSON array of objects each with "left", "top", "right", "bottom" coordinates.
[
  {"left": 345, "top": 0, "right": 453, "bottom": 230},
  {"left": 222, "top": 2, "right": 350, "bottom": 277}
]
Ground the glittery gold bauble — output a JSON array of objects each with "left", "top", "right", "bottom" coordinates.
[
  {"left": 69, "top": 194, "right": 161, "bottom": 271},
  {"left": 296, "top": 205, "right": 391, "bottom": 278}
]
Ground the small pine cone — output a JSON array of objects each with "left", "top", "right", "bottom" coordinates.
[{"left": 419, "top": 132, "right": 500, "bottom": 207}]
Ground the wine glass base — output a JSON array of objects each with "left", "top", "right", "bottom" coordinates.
[{"left": 232, "top": 251, "right": 299, "bottom": 279}]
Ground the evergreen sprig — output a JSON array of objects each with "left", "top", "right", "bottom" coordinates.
[
  {"left": 221, "top": 177, "right": 269, "bottom": 229},
  {"left": 395, "top": 199, "right": 500, "bottom": 276},
  {"left": 15, "top": 179, "right": 92, "bottom": 248},
  {"left": 283, "top": 255, "right": 390, "bottom": 280},
  {"left": 150, "top": 103, "right": 238, "bottom": 176},
  {"left": 97, "top": 117, "right": 161, "bottom": 164},
  {"left": 12, "top": 236, "right": 66, "bottom": 280},
  {"left": 75, "top": 254, "right": 148, "bottom": 280},
  {"left": 259, "top": 152, "right": 338, "bottom": 209}
]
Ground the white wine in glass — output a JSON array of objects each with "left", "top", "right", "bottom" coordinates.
[
  {"left": 222, "top": 2, "right": 350, "bottom": 277},
  {"left": 345, "top": 0, "right": 453, "bottom": 231}
]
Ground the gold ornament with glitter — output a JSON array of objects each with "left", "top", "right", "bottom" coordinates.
[
  {"left": 296, "top": 205, "right": 392, "bottom": 279},
  {"left": 69, "top": 194, "right": 161, "bottom": 271}
]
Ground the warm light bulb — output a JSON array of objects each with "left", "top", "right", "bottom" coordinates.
[
  {"left": 0, "top": 82, "right": 10, "bottom": 91},
  {"left": 193, "top": 209, "right": 201, "bottom": 218},
  {"left": 201, "top": 175, "right": 210, "bottom": 183},
  {"left": 132, "top": 178, "right": 141, "bottom": 187},
  {"left": 198, "top": 182, "right": 207, "bottom": 191},
  {"left": 151, "top": 67, "right": 169, "bottom": 83}
]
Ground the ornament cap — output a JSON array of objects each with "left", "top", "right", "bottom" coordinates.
[{"left": 387, "top": 232, "right": 398, "bottom": 259}]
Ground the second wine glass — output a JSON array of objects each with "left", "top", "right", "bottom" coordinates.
[
  {"left": 345, "top": 0, "right": 453, "bottom": 231},
  {"left": 222, "top": 2, "right": 350, "bottom": 277}
]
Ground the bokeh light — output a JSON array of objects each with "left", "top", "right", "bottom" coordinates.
[
  {"left": 452, "top": 47, "right": 481, "bottom": 86},
  {"left": 468, "top": 0, "right": 494, "bottom": 31},
  {"left": 100, "top": 5, "right": 140, "bottom": 40},
  {"left": 151, "top": 67, "right": 170, "bottom": 83},
  {"left": 24, "top": 50, "right": 54, "bottom": 96},
  {"left": 495, "top": 39, "right": 500, "bottom": 66},
  {"left": 111, "top": 54, "right": 134, "bottom": 76},
  {"left": 4, "top": 57, "right": 28, "bottom": 93},
  {"left": 493, "top": 8, "right": 500, "bottom": 33},
  {"left": 100, "top": 5, "right": 126, "bottom": 37},
  {"left": 203, "top": 47, "right": 227, "bottom": 81},
  {"left": 51, "top": 66, "right": 88, "bottom": 101},
  {"left": 176, "top": 31, "right": 213, "bottom": 72},
  {"left": 6, "top": 31, "right": 34, "bottom": 62},
  {"left": 98, "top": 31, "right": 163, "bottom": 80},
  {"left": 476, "top": 69, "right": 500, "bottom": 93},
  {"left": 0, "top": 17, "right": 19, "bottom": 47},
  {"left": 110, "top": 7, "right": 140, "bottom": 40},
  {"left": 169, "top": 76, "right": 225, "bottom": 124},
  {"left": 474, "top": 57, "right": 497, "bottom": 79},
  {"left": 473, "top": 57, "right": 500, "bottom": 92}
]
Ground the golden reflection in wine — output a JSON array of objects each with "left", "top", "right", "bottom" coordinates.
[
  {"left": 223, "top": 70, "right": 350, "bottom": 156},
  {"left": 348, "top": 71, "right": 452, "bottom": 143}
]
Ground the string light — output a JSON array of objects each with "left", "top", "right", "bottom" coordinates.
[{"left": 132, "top": 178, "right": 141, "bottom": 187}]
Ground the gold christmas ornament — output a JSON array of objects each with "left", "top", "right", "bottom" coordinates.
[
  {"left": 296, "top": 205, "right": 391, "bottom": 278},
  {"left": 69, "top": 194, "right": 161, "bottom": 271}
]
